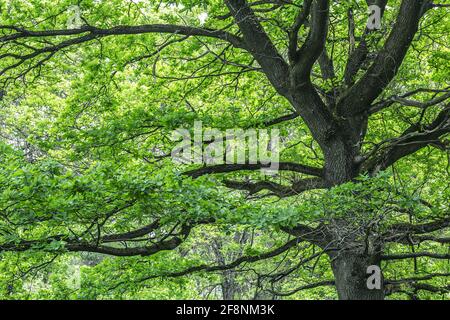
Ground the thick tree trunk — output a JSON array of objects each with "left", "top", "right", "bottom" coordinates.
[{"left": 330, "top": 251, "right": 384, "bottom": 300}]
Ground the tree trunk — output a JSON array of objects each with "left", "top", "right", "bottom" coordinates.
[
  {"left": 221, "top": 270, "right": 237, "bottom": 300},
  {"left": 330, "top": 251, "right": 384, "bottom": 300}
]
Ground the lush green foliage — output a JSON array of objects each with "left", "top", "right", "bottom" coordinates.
[{"left": 0, "top": 0, "right": 449, "bottom": 300}]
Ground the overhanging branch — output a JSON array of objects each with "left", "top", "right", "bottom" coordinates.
[
  {"left": 382, "top": 252, "right": 450, "bottom": 261},
  {"left": 110, "top": 236, "right": 305, "bottom": 288},
  {"left": 363, "top": 105, "right": 450, "bottom": 173},
  {"left": 184, "top": 162, "right": 323, "bottom": 178},
  {"left": 223, "top": 177, "right": 326, "bottom": 197},
  {"left": 0, "top": 24, "right": 246, "bottom": 85},
  {"left": 0, "top": 223, "right": 194, "bottom": 257}
]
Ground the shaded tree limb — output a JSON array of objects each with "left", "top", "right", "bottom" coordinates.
[
  {"left": 184, "top": 162, "right": 324, "bottom": 178},
  {"left": 385, "top": 272, "right": 450, "bottom": 284},
  {"left": 0, "top": 223, "right": 193, "bottom": 257},
  {"left": 343, "top": 0, "right": 388, "bottom": 86},
  {"left": 290, "top": 0, "right": 329, "bottom": 80},
  {"left": 288, "top": 0, "right": 313, "bottom": 63},
  {"left": 269, "top": 280, "right": 335, "bottom": 297},
  {"left": 101, "top": 220, "right": 161, "bottom": 243},
  {"left": 224, "top": 0, "right": 290, "bottom": 96},
  {"left": 384, "top": 216, "right": 450, "bottom": 236},
  {"left": 0, "top": 24, "right": 246, "bottom": 85},
  {"left": 264, "top": 112, "right": 300, "bottom": 127},
  {"left": 0, "top": 24, "right": 245, "bottom": 48},
  {"left": 363, "top": 104, "right": 450, "bottom": 173},
  {"left": 382, "top": 252, "right": 450, "bottom": 261},
  {"left": 369, "top": 88, "right": 450, "bottom": 114},
  {"left": 385, "top": 234, "right": 450, "bottom": 245},
  {"left": 223, "top": 177, "right": 326, "bottom": 197},
  {"left": 116, "top": 236, "right": 305, "bottom": 286},
  {"left": 338, "top": 0, "right": 428, "bottom": 116}
]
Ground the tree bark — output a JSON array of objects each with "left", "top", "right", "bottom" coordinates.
[
  {"left": 221, "top": 270, "right": 237, "bottom": 300},
  {"left": 330, "top": 251, "right": 384, "bottom": 300}
]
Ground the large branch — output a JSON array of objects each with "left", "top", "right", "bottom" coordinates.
[
  {"left": 264, "top": 112, "right": 300, "bottom": 126},
  {"left": 385, "top": 273, "right": 450, "bottom": 295},
  {"left": 386, "top": 235, "right": 450, "bottom": 245},
  {"left": 66, "top": 235, "right": 188, "bottom": 257},
  {"left": 216, "top": 0, "right": 297, "bottom": 20},
  {"left": 388, "top": 216, "right": 450, "bottom": 235},
  {"left": 0, "top": 24, "right": 246, "bottom": 83},
  {"left": 404, "top": 283, "right": 450, "bottom": 295},
  {"left": 0, "top": 223, "right": 193, "bottom": 257},
  {"left": 382, "top": 252, "right": 450, "bottom": 261},
  {"left": 369, "top": 88, "right": 450, "bottom": 114},
  {"left": 0, "top": 236, "right": 187, "bottom": 257},
  {"left": 363, "top": 105, "right": 450, "bottom": 173},
  {"left": 338, "top": 0, "right": 428, "bottom": 117},
  {"left": 343, "top": 0, "right": 388, "bottom": 86},
  {"left": 281, "top": 223, "right": 329, "bottom": 247},
  {"left": 288, "top": 0, "right": 313, "bottom": 63},
  {"left": 0, "top": 24, "right": 245, "bottom": 48},
  {"left": 184, "top": 162, "right": 323, "bottom": 178},
  {"left": 224, "top": 0, "right": 290, "bottom": 96},
  {"left": 382, "top": 215, "right": 450, "bottom": 244},
  {"left": 286, "top": 2, "right": 357, "bottom": 182},
  {"left": 117, "top": 236, "right": 304, "bottom": 285},
  {"left": 223, "top": 177, "right": 326, "bottom": 197},
  {"left": 101, "top": 220, "right": 160, "bottom": 243},
  {"left": 290, "top": 0, "right": 330, "bottom": 81},
  {"left": 270, "top": 280, "right": 335, "bottom": 297}
]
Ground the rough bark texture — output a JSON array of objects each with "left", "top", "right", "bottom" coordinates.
[{"left": 331, "top": 251, "right": 384, "bottom": 300}]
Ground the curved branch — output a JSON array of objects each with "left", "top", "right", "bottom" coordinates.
[
  {"left": 0, "top": 24, "right": 245, "bottom": 48},
  {"left": 264, "top": 112, "right": 300, "bottom": 127},
  {"left": 0, "top": 24, "right": 246, "bottom": 84},
  {"left": 385, "top": 272, "right": 450, "bottom": 284},
  {"left": 385, "top": 234, "right": 450, "bottom": 245},
  {"left": 382, "top": 252, "right": 450, "bottom": 261},
  {"left": 0, "top": 224, "right": 193, "bottom": 257},
  {"left": 224, "top": 0, "right": 290, "bottom": 96},
  {"left": 369, "top": 88, "right": 450, "bottom": 114},
  {"left": 101, "top": 220, "right": 160, "bottom": 243},
  {"left": 291, "top": 0, "right": 329, "bottom": 80},
  {"left": 120, "top": 236, "right": 304, "bottom": 284},
  {"left": 343, "top": 0, "right": 388, "bottom": 86},
  {"left": 223, "top": 177, "right": 326, "bottom": 197},
  {"left": 269, "top": 280, "right": 335, "bottom": 297},
  {"left": 184, "top": 162, "right": 323, "bottom": 178},
  {"left": 66, "top": 235, "right": 187, "bottom": 257},
  {"left": 281, "top": 223, "right": 329, "bottom": 247},
  {"left": 386, "top": 216, "right": 450, "bottom": 235},
  {"left": 363, "top": 105, "right": 450, "bottom": 173},
  {"left": 411, "top": 235, "right": 450, "bottom": 244},
  {"left": 288, "top": 0, "right": 313, "bottom": 63},
  {"left": 338, "top": 0, "right": 428, "bottom": 116},
  {"left": 386, "top": 273, "right": 450, "bottom": 296}
]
